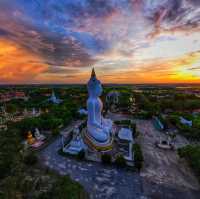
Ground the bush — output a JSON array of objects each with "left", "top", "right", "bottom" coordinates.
[
  {"left": 75, "top": 113, "right": 87, "bottom": 120},
  {"left": 134, "top": 130, "right": 140, "bottom": 138},
  {"left": 136, "top": 111, "right": 152, "bottom": 119},
  {"left": 130, "top": 123, "right": 136, "bottom": 137},
  {"left": 0, "top": 171, "right": 89, "bottom": 199},
  {"left": 133, "top": 144, "right": 143, "bottom": 171},
  {"left": 24, "top": 153, "right": 38, "bottom": 166},
  {"left": 101, "top": 153, "right": 112, "bottom": 164},
  {"left": 178, "top": 145, "right": 200, "bottom": 182},
  {"left": 114, "top": 120, "right": 136, "bottom": 136},
  {"left": 0, "top": 129, "right": 22, "bottom": 179},
  {"left": 14, "top": 117, "right": 41, "bottom": 138},
  {"left": 130, "top": 123, "right": 136, "bottom": 132},
  {"left": 77, "top": 150, "right": 85, "bottom": 160},
  {"left": 52, "top": 128, "right": 60, "bottom": 136},
  {"left": 114, "top": 120, "right": 131, "bottom": 126},
  {"left": 79, "top": 121, "right": 87, "bottom": 132},
  {"left": 115, "top": 155, "right": 126, "bottom": 168}
]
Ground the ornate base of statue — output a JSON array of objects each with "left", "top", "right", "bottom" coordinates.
[{"left": 83, "top": 128, "right": 113, "bottom": 152}]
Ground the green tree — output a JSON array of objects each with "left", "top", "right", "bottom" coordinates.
[
  {"left": 133, "top": 144, "right": 143, "bottom": 171},
  {"left": 101, "top": 153, "right": 112, "bottom": 164},
  {"left": 6, "top": 103, "right": 17, "bottom": 113},
  {"left": 178, "top": 145, "right": 200, "bottom": 181},
  {"left": 115, "top": 155, "right": 126, "bottom": 168},
  {"left": 77, "top": 150, "right": 85, "bottom": 160},
  {"left": 0, "top": 128, "right": 22, "bottom": 179}
]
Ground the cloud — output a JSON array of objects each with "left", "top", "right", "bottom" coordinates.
[
  {"left": 188, "top": 67, "right": 200, "bottom": 71},
  {"left": 0, "top": 1, "right": 96, "bottom": 68},
  {"left": 97, "top": 51, "right": 200, "bottom": 84},
  {"left": 0, "top": 39, "right": 48, "bottom": 83},
  {"left": 0, "top": 0, "right": 200, "bottom": 83},
  {"left": 0, "top": 23, "right": 95, "bottom": 68}
]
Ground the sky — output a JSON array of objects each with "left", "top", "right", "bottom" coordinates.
[{"left": 0, "top": 0, "right": 200, "bottom": 84}]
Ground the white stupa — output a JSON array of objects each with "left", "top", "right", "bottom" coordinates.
[
  {"left": 83, "top": 68, "right": 113, "bottom": 151},
  {"left": 49, "top": 91, "right": 62, "bottom": 104}
]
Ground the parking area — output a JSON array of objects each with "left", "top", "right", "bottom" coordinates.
[{"left": 136, "top": 119, "right": 200, "bottom": 198}]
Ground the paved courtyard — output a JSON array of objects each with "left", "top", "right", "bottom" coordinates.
[
  {"left": 39, "top": 136, "right": 145, "bottom": 199},
  {"left": 136, "top": 119, "right": 200, "bottom": 199},
  {"left": 39, "top": 117, "right": 200, "bottom": 199}
]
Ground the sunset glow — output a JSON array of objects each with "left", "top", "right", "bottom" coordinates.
[{"left": 0, "top": 0, "right": 200, "bottom": 84}]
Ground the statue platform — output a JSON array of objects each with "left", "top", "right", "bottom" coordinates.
[{"left": 83, "top": 128, "right": 113, "bottom": 152}]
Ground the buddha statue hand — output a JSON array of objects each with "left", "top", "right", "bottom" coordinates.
[{"left": 91, "top": 121, "right": 103, "bottom": 129}]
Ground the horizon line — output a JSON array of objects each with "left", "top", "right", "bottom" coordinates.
[{"left": 1, "top": 83, "right": 200, "bottom": 86}]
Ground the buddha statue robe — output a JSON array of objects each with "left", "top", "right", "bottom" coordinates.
[{"left": 87, "top": 68, "right": 113, "bottom": 143}]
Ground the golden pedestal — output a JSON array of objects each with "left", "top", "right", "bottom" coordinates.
[{"left": 83, "top": 129, "right": 113, "bottom": 152}]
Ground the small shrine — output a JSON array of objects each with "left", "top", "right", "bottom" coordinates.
[
  {"left": 26, "top": 128, "right": 46, "bottom": 148},
  {"left": 62, "top": 127, "right": 85, "bottom": 155},
  {"left": 27, "top": 131, "right": 36, "bottom": 145},
  {"left": 48, "top": 91, "right": 62, "bottom": 104}
]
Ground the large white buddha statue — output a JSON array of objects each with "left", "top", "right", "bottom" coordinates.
[{"left": 87, "top": 68, "right": 113, "bottom": 143}]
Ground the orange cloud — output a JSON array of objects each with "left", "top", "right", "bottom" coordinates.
[
  {"left": 98, "top": 51, "right": 200, "bottom": 84},
  {"left": 0, "top": 38, "right": 48, "bottom": 84},
  {"left": 0, "top": 38, "right": 200, "bottom": 84},
  {"left": 0, "top": 38, "right": 93, "bottom": 84}
]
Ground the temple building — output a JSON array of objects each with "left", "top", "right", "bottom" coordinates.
[
  {"left": 106, "top": 90, "right": 120, "bottom": 104},
  {"left": 48, "top": 91, "right": 62, "bottom": 104},
  {"left": 180, "top": 116, "right": 192, "bottom": 127},
  {"left": 118, "top": 128, "right": 134, "bottom": 161},
  {"left": 106, "top": 90, "right": 120, "bottom": 112}
]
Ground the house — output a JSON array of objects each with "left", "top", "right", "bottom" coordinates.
[
  {"left": 118, "top": 128, "right": 134, "bottom": 161},
  {"left": 180, "top": 116, "right": 192, "bottom": 127},
  {"left": 78, "top": 108, "right": 88, "bottom": 115},
  {"left": 0, "top": 91, "right": 28, "bottom": 102},
  {"left": 153, "top": 116, "right": 164, "bottom": 131},
  {"left": 106, "top": 91, "right": 120, "bottom": 104}
]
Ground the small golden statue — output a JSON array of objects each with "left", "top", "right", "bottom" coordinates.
[{"left": 27, "top": 131, "right": 36, "bottom": 145}]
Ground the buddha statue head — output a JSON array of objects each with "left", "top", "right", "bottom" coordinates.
[{"left": 87, "top": 68, "right": 102, "bottom": 98}]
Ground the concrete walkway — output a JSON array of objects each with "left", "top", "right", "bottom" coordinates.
[{"left": 39, "top": 136, "right": 145, "bottom": 199}]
